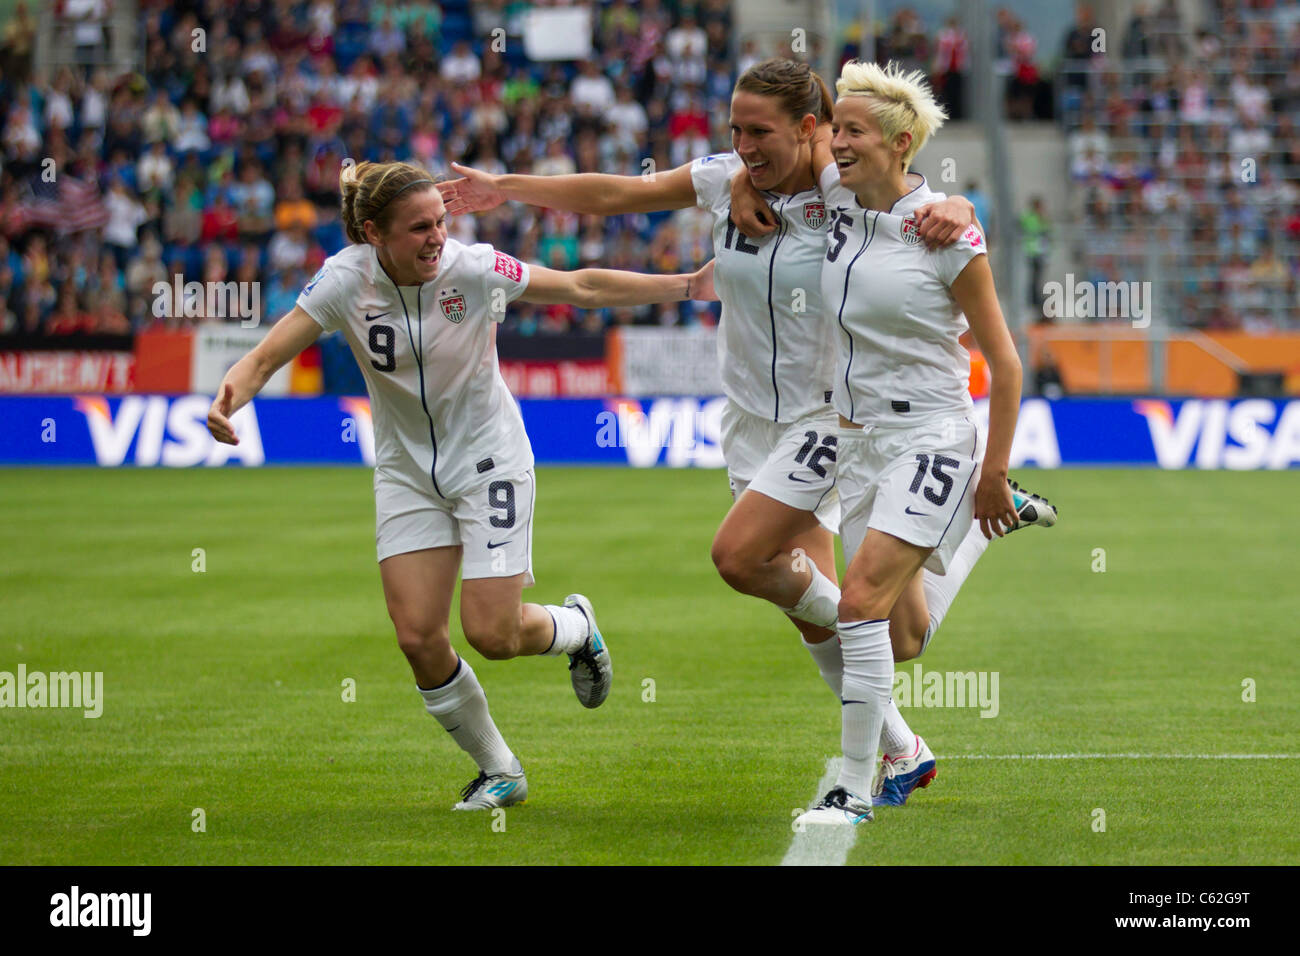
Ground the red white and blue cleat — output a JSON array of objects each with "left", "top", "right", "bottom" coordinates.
[{"left": 871, "top": 735, "right": 937, "bottom": 807}]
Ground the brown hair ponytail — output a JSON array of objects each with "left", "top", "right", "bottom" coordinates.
[
  {"left": 736, "top": 58, "right": 833, "bottom": 126},
  {"left": 339, "top": 161, "right": 439, "bottom": 244}
]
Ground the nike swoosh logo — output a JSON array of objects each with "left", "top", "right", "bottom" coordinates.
[
  {"left": 487, "top": 540, "right": 511, "bottom": 549},
  {"left": 904, "top": 506, "right": 929, "bottom": 516},
  {"left": 364, "top": 312, "right": 389, "bottom": 322},
  {"left": 787, "top": 472, "right": 814, "bottom": 484}
]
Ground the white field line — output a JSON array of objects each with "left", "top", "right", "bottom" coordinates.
[
  {"left": 781, "top": 757, "right": 857, "bottom": 867},
  {"left": 938, "top": 753, "right": 1299, "bottom": 760},
  {"left": 778, "top": 752, "right": 1295, "bottom": 866}
]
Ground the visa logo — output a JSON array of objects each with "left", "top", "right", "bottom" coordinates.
[
  {"left": 1135, "top": 399, "right": 1300, "bottom": 469},
  {"left": 595, "top": 397, "right": 726, "bottom": 468},
  {"left": 74, "top": 395, "right": 265, "bottom": 466}
]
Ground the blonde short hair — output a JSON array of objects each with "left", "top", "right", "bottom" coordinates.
[{"left": 835, "top": 61, "right": 947, "bottom": 171}]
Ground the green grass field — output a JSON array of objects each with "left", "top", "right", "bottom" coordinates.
[{"left": 1, "top": 467, "right": 1297, "bottom": 865}]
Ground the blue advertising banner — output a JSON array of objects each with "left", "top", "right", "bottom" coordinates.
[{"left": 2, "top": 395, "right": 1299, "bottom": 469}]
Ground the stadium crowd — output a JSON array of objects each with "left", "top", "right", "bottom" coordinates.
[
  {"left": 843, "top": 0, "right": 1299, "bottom": 331},
  {"left": 3, "top": 0, "right": 1297, "bottom": 339},
  {"left": 1057, "top": 0, "right": 1300, "bottom": 331},
  {"left": 0, "top": 0, "right": 731, "bottom": 337}
]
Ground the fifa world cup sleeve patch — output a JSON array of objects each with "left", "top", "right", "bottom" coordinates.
[
  {"left": 493, "top": 252, "right": 524, "bottom": 282},
  {"left": 963, "top": 225, "right": 984, "bottom": 249}
]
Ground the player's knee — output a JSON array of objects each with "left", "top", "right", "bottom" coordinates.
[
  {"left": 711, "top": 538, "right": 757, "bottom": 593},
  {"left": 393, "top": 622, "right": 448, "bottom": 663},
  {"left": 839, "top": 580, "right": 889, "bottom": 623},
  {"left": 462, "top": 611, "right": 522, "bottom": 660}
]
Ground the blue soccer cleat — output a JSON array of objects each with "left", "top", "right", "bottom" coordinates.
[{"left": 872, "top": 735, "right": 937, "bottom": 807}]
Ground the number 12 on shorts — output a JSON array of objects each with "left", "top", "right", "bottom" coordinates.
[{"left": 794, "top": 431, "right": 837, "bottom": 477}]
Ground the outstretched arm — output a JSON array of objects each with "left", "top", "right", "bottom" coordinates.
[
  {"left": 439, "top": 161, "right": 698, "bottom": 217},
  {"left": 951, "top": 256, "right": 1022, "bottom": 538},
  {"left": 207, "top": 306, "right": 323, "bottom": 444},
  {"left": 519, "top": 259, "right": 717, "bottom": 309}
]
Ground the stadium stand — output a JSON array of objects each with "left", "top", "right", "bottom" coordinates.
[{"left": 0, "top": 0, "right": 730, "bottom": 339}]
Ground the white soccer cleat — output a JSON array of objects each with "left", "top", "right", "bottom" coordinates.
[
  {"left": 564, "top": 593, "right": 612, "bottom": 709},
  {"left": 452, "top": 764, "right": 528, "bottom": 811},
  {"left": 1007, "top": 479, "right": 1058, "bottom": 532},
  {"left": 794, "top": 786, "right": 875, "bottom": 827}
]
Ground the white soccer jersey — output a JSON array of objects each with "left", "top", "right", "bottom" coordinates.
[
  {"left": 691, "top": 151, "right": 836, "bottom": 423},
  {"left": 297, "top": 239, "right": 534, "bottom": 498},
  {"left": 819, "top": 169, "right": 985, "bottom": 426}
]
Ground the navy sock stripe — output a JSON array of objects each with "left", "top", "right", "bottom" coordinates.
[{"left": 839, "top": 619, "right": 888, "bottom": 630}]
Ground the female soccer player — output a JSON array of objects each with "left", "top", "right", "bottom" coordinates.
[
  {"left": 206, "top": 161, "right": 715, "bottom": 811},
  {"left": 793, "top": 62, "right": 1036, "bottom": 826},
  {"left": 437, "top": 59, "right": 979, "bottom": 714}
]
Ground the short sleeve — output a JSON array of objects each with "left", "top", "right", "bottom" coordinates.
[
  {"left": 296, "top": 261, "right": 348, "bottom": 332},
  {"left": 470, "top": 244, "right": 531, "bottom": 323},
  {"left": 689, "top": 152, "right": 738, "bottom": 211},
  {"left": 819, "top": 163, "right": 856, "bottom": 209},
  {"left": 931, "top": 224, "right": 987, "bottom": 287}
]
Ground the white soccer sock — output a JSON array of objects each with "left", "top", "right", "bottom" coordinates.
[
  {"left": 835, "top": 618, "right": 894, "bottom": 797},
  {"left": 540, "top": 604, "right": 588, "bottom": 656},
  {"left": 418, "top": 658, "right": 516, "bottom": 774},
  {"left": 919, "top": 521, "right": 990, "bottom": 653},
  {"left": 880, "top": 698, "right": 917, "bottom": 759},
  {"left": 801, "top": 635, "right": 843, "bottom": 698},
  {"left": 782, "top": 557, "right": 841, "bottom": 629}
]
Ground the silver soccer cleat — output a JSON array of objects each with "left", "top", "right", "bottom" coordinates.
[{"left": 564, "top": 593, "right": 612, "bottom": 709}]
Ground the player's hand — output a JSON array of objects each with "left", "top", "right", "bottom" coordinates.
[
  {"left": 914, "top": 196, "right": 976, "bottom": 249},
  {"left": 729, "top": 169, "right": 777, "bottom": 237},
  {"left": 207, "top": 383, "right": 239, "bottom": 445},
  {"left": 973, "top": 471, "right": 1017, "bottom": 539},
  {"left": 687, "top": 259, "right": 718, "bottom": 301},
  {"left": 438, "top": 163, "right": 507, "bottom": 215}
]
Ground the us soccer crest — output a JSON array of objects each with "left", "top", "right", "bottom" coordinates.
[
  {"left": 901, "top": 216, "right": 923, "bottom": 245},
  {"left": 803, "top": 202, "right": 827, "bottom": 229},
  {"left": 440, "top": 288, "right": 467, "bottom": 323}
]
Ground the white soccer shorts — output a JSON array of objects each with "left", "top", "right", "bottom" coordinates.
[
  {"left": 374, "top": 466, "right": 536, "bottom": 585},
  {"left": 720, "top": 399, "right": 840, "bottom": 532},
  {"left": 838, "top": 415, "right": 982, "bottom": 574}
]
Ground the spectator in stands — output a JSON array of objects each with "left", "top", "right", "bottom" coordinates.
[
  {"left": 1019, "top": 197, "right": 1050, "bottom": 309},
  {"left": 441, "top": 40, "right": 481, "bottom": 85},
  {"left": 932, "top": 17, "right": 969, "bottom": 121},
  {"left": 103, "top": 179, "right": 148, "bottom": 272},
  {"left": 0, "top": 2, "right": 35, "bottom": 84},
  {"left": 63, "top": 0, "right": 109, "bottom": 71},
  {"left": 0, "top": 263, "right": 18, "bottom": 334},
  {"left": 173, "top": 99, "right": 212, "bottom": 155},
  {"left": 47, "top": 285, "right": 92, "bottom": 336}
]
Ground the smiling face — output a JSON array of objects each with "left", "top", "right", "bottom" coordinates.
[
  {"left": 830, "top": 96, "right": 911, "bottom": 193},
  {"left": 729, "top": 90, "right": 814, "bottom": 194},
  {"left": 366, "top": 187, "right": 448, "bottom": 285}
]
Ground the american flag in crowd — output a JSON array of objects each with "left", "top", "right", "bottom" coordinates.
[{"left": 15, "top": 175, "right": 110, "bottom": 235}]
